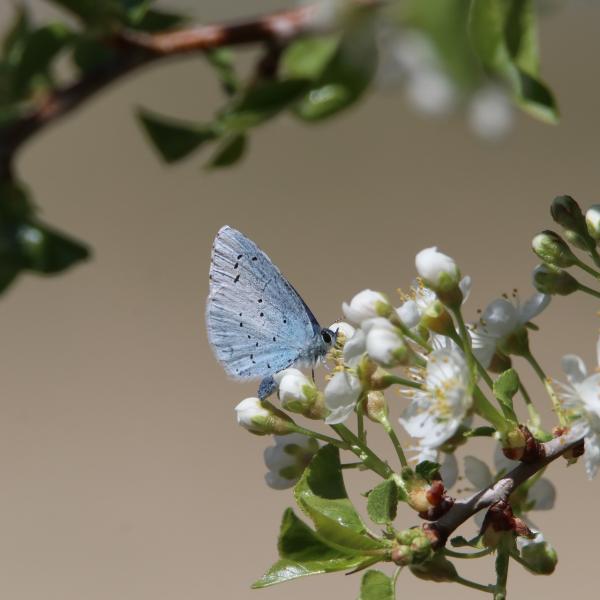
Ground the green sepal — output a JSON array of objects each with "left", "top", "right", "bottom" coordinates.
[
  {"left": 366, "top": 478, "right": 398, "bottom": 525},
  {"left": 358, "top": 569, "right": 395, "bottom": 600},
  {"left": 206, "top": 134, "right": 247, "bottom": 169},
  {"left": 450, "top": 534, "right": 486, "bottom": 549},
  {"left": 205, "top": 48, "right": 238, "bottom": 96},
  {"left": 415, "top": 460, "right": 441, "bottom": 483},
  {"left": 464, "top": 426, "right": 497, "bottom": 438}
]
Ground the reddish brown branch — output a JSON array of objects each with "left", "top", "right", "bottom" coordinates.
[
  {"left": 426, "top": 434, "right": 583, "bottom": 548},
  {"left": 0, "top": 0, "right": 382, "bottom": 178}
]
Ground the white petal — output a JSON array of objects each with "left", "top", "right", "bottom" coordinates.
[
  {"left": 561, "top": 354, "right": 588, "bottom": 385},
  {"left": 415, "top": 246, "right": 460, "bottom": 288},
  {"left": 519, "top": 293, "right": 550, "bottom": 324},
  {"left": 396, "top": 300, "right": 420, "bottom": 328},
  {"left": 263, "top": 444, "right": 294, "bottom": 472},
  {"left": 470, "top": 328, "right": 497, "bottom": 369},
  {"left": 584, "top": 432, "right": 600, "bottom": 479},
  {"left": 265, "top": 471, "right": 295, "bottom": 490},
  {"left": 459, "top": 276, "right": 472, "bottom": 303},
  {"left": 480, "top": 298, "right": 518, "bottom": 338},
  {"left": 528, "top": 478, "right": 556, "bottom": 510},
  {"left": 325, "top": 403, "right": 356, "bottom": 425},
  {"left": 343, "top": 328, "right": 366, "bottom": 367},
  {"left": 324, "top": 371, "right": 361, "bottom": 424},
  {"left": 596, "top": 334, "right": 600, "bottom": 367},
  {"left": 464, "top": 456, "right": 493, "bottom": 489},
  {"left": 328, "top": 321, "right": 356, "bottom": 339}
]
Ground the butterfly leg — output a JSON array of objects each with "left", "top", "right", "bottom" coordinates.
[{"left": 258, "top": 375, "right": 277, "bottom": 400}]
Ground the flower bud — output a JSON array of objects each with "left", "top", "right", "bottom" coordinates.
[
  {"left": 410, "top": 552, "right": 458, "bottom": 583},
  {"left": 328, "top": 321, "right": 355, "bottom": 343},
  {"left": 392, "top": 528, "right": 434, "bottom": 566},
  {"left": 517, "top": 533, "right": 557, "bottom": 575},
  {"left": 342, "top": 290, "right": 391, "bottom": 324},
  {"left": 364, "top": 390, "right": 388, "bottom": 424},
  {"left": 415, "top": 247, "right": 462, "bottom": 305},
  {"left": 274, "top": 368, "right": 324, "bottom": 419},
  {"left": 420, "top": 299, "right": 455, "bottom": 336},
  {"left": 235, "top": 397, "right": 293, "bottom": 435},
  {"left": 531, "top": 230, "right": 578, "bottom": 268},
  {"left": 364, "top": 318, "right": 410, "bottom": 367},
  {"left": 532, "top": 264, "right": 579, "bottom": 295},
  {"left": 586, "top": 204, "right": 600, "bottom": 241},
  {"left": 550, "top": 196, "right": 592, "bottom": 248}
]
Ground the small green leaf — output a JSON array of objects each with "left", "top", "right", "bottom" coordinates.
[
  {"left": 359, "top": 570, "right": 394, "bottom": 600},
  {"left": 282, "top": 36, "right": 340, "bottom": 80},
  {"left": 367, "top": 479, "right": 398, "bottom": 525},
  {"left": 72, "top": 36, "right": 117, "bottom": 73},
  {"left": 450, "top": 534, "right": 485, "bottom": 549},
  {"left": 205, "top": 49, "right": 238, "bottom": 96},
  {"left": 13, "top": 23, "right": 73, "bottom": 97},
  {"left": 206, "top": 134, "right": 247, "bottom": 169},
  {"left": 137, "top": 108, "right": 216, "bottom": 163},
  {"left": 252, "top": 509, "right": 374, "bottom": 589},
  {"left": 464, "top": 426, "right": 497, "bottom": 438},
  {"left": 415, "top": 460, "right": 441, "bottom": 482},
  {"left": 2, "top": 5, "right": 31, "bottom": 67},
  {"left": 493, "top": 368, "right": 519, "bottom": 422}
]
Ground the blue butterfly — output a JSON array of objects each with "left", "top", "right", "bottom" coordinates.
[{"left": 206, "top": 226, "right": 335, "bottom": 399}]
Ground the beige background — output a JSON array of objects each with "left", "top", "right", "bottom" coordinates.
[{"left": 1, "top": 1, "right": 599, "bottom": 598}]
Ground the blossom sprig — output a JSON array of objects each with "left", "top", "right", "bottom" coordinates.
[{"left": 229, "top": 216, "right": 595, "bottom": 599}]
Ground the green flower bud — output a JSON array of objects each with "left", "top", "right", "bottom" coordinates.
[
  {"left": 532, "top": 264, "right": 579, "bottom": 295},
  {"left": 420, "top": 299, "right": 455, "bottom": 336},
  {"left": 550, "top": 195, "right": 589, "bottom": 237},
  {"left": 532, "top": 230, "right": 578, "bottom": 268},
  {"left": 518, "top": 533, "right": 558, "bottom": 575},
  {"left": 234, "top": 398, "right": 294, "bottom": 435},
  {"left": 364, "top": 390, "right": 388, "bottom": 424},
  {"left": 392, "top": 528, "right": 434, "bottom": 566},
  {"left": 410, "top": 552, "right": 458, "bottom": 583}
]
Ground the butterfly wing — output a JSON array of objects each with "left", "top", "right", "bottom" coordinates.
[{"left": 206, "top": 226, "right": 320, "bottom": 380}]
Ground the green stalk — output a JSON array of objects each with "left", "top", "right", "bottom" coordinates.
[
  {"left": 289, "top": 424, "right": 350, "bottom": 450},
  {"left": 378, "top": 374, "right": 423, "bottom": 389},
  {"left": 455, "top": 576, "right": 495, "bottom": 594},
  {"left": 494, "top": 540, "right": 511, "bottom": 600},
  {"left": 518, "top": 380, "right": 542, "bottom": 429},
  {"left": 577, "top": 282, "right": 600, "bottom": 299},
  {"left": 445, "top": 548, "right": 492, "bottom": 560},
  {"left": 574, "top": 257, "right": 600, "bottom": 280},
  {"left": 381, "top": 417, "right": 408, "bottom": 468}
]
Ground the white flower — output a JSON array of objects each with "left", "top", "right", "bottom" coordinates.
[
  {"left": 274, "top": 368, "right": 316, "bottom": 412},
  {"left": 399, "top": 346, "right": 472, "bottom": 447},
  {"left": 556, "top": 335, "right": 600, "bottom": 478},
  {"left": 328, "top": 321, "right": 356, "bottom": 340},
  {"left": 343, "top": 328, "right": 366, "bottom": 367},
  {"left": 324, "top": 370, "right": 362, "bottom": 424},
  {"left": 397, "top": 277, "right": 472, "bottom": 329},
  {"left": 470, "top": 292, "right": 550, "bottom": 367},
  {"left": 364, "top": 318, "right": 408, "bottom": 367},
  {"left": 263, "top": 433, "right": 319, "bottom": 490},
  {"left": 415, "top": 247, "right": 461, "bottom": 293},
  {"left": 468, "top": 85, "right": 514, "bottom": 141},
  {"left": 235, "top": 397, "right": 271, "bottom": 434},
  {"left": 406, "top": 69, "right": 457, "bottom": 116},
  {"left": 586, "top": 204, "right": 600, "bottom": 240},
  {"left": 342, "top": 289, "right": 390, "bottom": 325}
]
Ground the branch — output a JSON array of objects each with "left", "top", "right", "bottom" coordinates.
[
  {"left": 427, "top": 434, "right": 583, "bottom": 548},
  {"left": 0, "top": 0, "right": 382, "bottom": 178}
]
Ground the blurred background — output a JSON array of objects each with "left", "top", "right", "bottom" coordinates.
[{"left": 1, "top": 1, "right": 599, "bottom": 598}]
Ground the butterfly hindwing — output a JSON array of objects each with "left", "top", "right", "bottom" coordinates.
[{"left": 206, "top": 226, "right": 319, "bottom": 379}]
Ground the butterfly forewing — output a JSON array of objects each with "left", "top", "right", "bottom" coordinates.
[{"left": 206, "top": 226, "right": 318, "bottom": 379}]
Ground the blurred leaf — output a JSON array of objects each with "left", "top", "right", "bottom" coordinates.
[
  {"left": 2, "top": 4, "right": 31, "bottom": 67},
  {"left": 294, "top": 13, "right": 378, "bottom": 121},
  {"left": 206, "top": 134, "right": 246, "bottom": 169},
  {"left": 17, "top": 221, "right": 90, "bottom": 274},
  {"left": 359, "top": 570, "right": 394, "bottom": 600},
  {"left": 252, "top": 508, "right": 373, "bottom": 588},
  {"left": 468, "top": 0, "right": 558, "bottom": 123},
  {"left": 47, "top": 0, "right": 153, "bottom": 27},
  {"left": 464, "top": 426, "right": 497, "bottom": 438},
  {"left": 205, "top": 49, "right": 238, "bottom": 96},
  {"left": 72, "top": 36, "right": 117, "bottom": 73},
  {"left": 282, "top": 36, "right": 340, "bottom": 80},
  {"left": 367, "top": 478, "right": 398, "bottom": 525},
  {"left": 129, "top": 9, "right": 188, "bottom": 32},
  {"left": 137, "top": 108, "right": 216, "bottom": 163},
  {"left": 13, "top": 23, "right": 73, "bottom": 97}
]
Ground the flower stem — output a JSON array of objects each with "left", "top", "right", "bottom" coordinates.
[
  {"left": 330, "top": 424, "right": 393, "bottom": 478},
  {"left": 518, "top": 380, "right": 542, "bottom": 429},
  {"left": 357, "top": 392, "right": 366, "bottom": 444},
  {"left": 381, "top": 417, "right": 408, "bottom": 468},
  {"left": 378, "top": 374, "right": 423, "bottom": 389},
  {"left": 577, "top": 282, "right": 600, "bottom": 299},
  {"left": 474, "top": 387, "right": 509, "bottom": 433},
  {"left": 455, "top": 576, "right": 495, "bottom": 594},
  {"left": 574, "top": 257, "right": 600, "bottom": 280},
  {"left": 450, "top": 307, "right": 476, "bottom": 382},
  {"left": 590, "top": 246, "right": 600, "bottom": 270},
  {"left": 289, "top": 424, "right": 350, "bottom": 450},
  {"left": 494, "top": 540, "right": 511, "bottom": 600},
  {"left": 445, "top": 548, "right": 493, "bottom": 560}
]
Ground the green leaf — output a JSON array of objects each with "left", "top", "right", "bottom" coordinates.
[
  {"left": 72, "top": 36, "right": 117, "bottom": 73},
  {"left": 464, "top": 426, "right": 497, "bottom": 438},
  {"left": 493, "top": 368, "right": 519, "bottom": 422},
  {"left": 13, "top": 23, "right": 73, "bottom": 97},
  {"left": 206, "top": 134, "right": 247, "bottom": 169},
  {"left": 450, "top": 534, "right": 485, "bottom": 549},
  {"left": 205, "top": 49, "right": 238, "bottom": 96},
  {"left": 415, "top": 460, "right": 441, "bottom": 482},
  {"left": 137, "top": 108, "right": 216, "bottom": 163},
  {"left": 219, "top": 79, "right": 310, "bottom": 132},
  {"left": 129, "top": 9, "right": 187, "bottom": 32},
  {"left": 468, "top": 0, "right": 558, "bottom": 123},
  {"left": 46, "top": 0, "right": 121, "bottom": 26},
  {"left": 367, "top": 479, "right": 398, "bottom": 525},
  {"left": 294, "top": 445, "right": 387, "bottom": 554},
  {"left": 282, "top": 36, "right": 340, "bottom": 80},
  {"left": 252, "top": 509, "right": 375, "bottom": 588},
  {"left": 2, "top": 5, "right": 31, "bottom": 67},
  {"left": 359, "top": 570, "right": 394, "bottom": 600},
  {"left": 293, "top": 12, "right": 378, "bottom": 121},
  {"left": 17, "top": 221, "right": 90, "bottom": 274}
]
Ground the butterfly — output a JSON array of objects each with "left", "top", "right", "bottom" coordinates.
[{"left": 206, "top": 226, "right": 336, "bottom": 399}]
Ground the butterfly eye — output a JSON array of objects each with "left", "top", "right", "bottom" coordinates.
[{"left": 321, "top": 330, "right": 332, "bottom": 345}]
